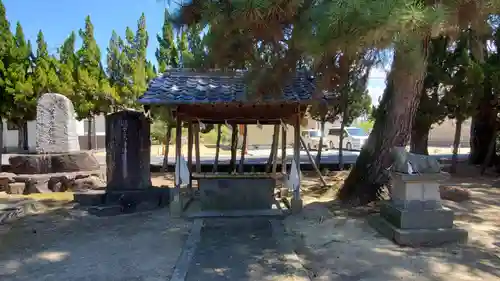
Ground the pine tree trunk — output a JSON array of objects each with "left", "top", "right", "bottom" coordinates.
[
  {"left": 450, "top": 118, "right": 463, "bottom": 173},
  {"left": 410, "top": 122, "right": 431, "bottom": 155},
  {"left": 17, "top": 123, "right": 24, "bottom": 151},
  {"left": 266, "top": 125, "right": 280, "bottom": 173},
  {"left": 22, "top": 122, "right": 28, "bottom": 151},
  {"left": 470, "top": 110, "right": 495, "bottom": 165},
  {"left": 470, "top": 72, "right": 495, "bottom": 164},
  {"left": 338, "top": 44, "right": 427, "bottom": 205},
  {"left": 0, "top": 117, "right": 3, "bottom": 172},
  {"left": 315, "top": 118, "right": 326, "bottom": 169},
  {"left": 161, "top": 125, "right": 173, "bottom": 173},
  {"left": 339, "top": 117, "right": 347, "bottom": 170},
  {"left": 229, "top": 124, "right": 239, "bottom": 173},
  {"left": 238, "top": 125, "right": 248, "bottom": 173},
  {"left": 213, "top": 124, "right": 222, "bottom": 172},
  {"left": 339, "top": 94, "right": 349, "bottom": 170},
  {"left": 87, "top": 117, "right": 92, "bottom": 150}
]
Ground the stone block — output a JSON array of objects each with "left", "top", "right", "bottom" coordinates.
[
  {"left": 368, "top": 214, "right": 468, "bottom": 247},
  {"left": 0, "top": 172, "right": 16, "bottom": 182},
  {"left": 390, "top": 172, "right": 449, "bottom": 210},
  {"left": 73, "top": 190, "right": 106, "bottom": 206},
  {"left": 24, "top": 180, "right": 50, "bottom": 194},
  {"left": 439, "top": 185, "right": 471, "bottom": 202},
  {"left": 198, "top": 178, "right": 275, "bottom": 211},
  {"left": 6, "top": 183, "right": 26, "bottom": 194},
  {"left": 291, "top": 198, "right": 303, "bottom": 214},
  {"left": 36, "top": 93, "right": 80, "bottom": 153},
  {"left": 0, "top": 178, "right": 9, "bottom": 191},
  {"left": 380, "top": 201, "right": 454, "bottom": 229},
  {"left": 9, "top": 152, "right": 100, "bottom": 174},
  {"left": 103, "top": 188, "right": 170, "bottom": 206}
]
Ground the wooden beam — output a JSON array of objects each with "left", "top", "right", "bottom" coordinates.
[
  {"left": 187, "top": 121, "right": 193, "bottom": 188},
  {"left": 293, "top": 112, "right": 301, "bottom": 201},
  {"left": 299, "top": 136, "right": 328, "bottom": 187},
  {"left": 194, "top": 123, "right": 201, "bottom": 173},
  {"left": 272, "top": 125, "right": 279, "bottom": 174},
  {"left": 281, "top": 124, "right": 287, "bottom": 174},
  {"left": 171, "top": 115, "right": 183, "bottom": 217}
]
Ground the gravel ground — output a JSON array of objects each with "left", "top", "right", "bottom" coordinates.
[
  {"left": 0, "top": 208, "right": 191, "bottom": 281},
  {"left": 285, "top": 186, "right": 500, "bottom": 281}
]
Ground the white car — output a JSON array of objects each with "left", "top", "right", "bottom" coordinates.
[
  {"left": 325, "top": 127, "right": 369, "bottom": 151},
  {"left": 301, "top": 129, "right": 327, "bottom": 150}
]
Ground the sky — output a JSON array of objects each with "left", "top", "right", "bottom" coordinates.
[{"left": 3, "top": 0, "right": 387, "bottom": 105}]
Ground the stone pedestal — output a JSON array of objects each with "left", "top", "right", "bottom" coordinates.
[{"left": 369, "top": 172, "right": 468, "bottom": 247}]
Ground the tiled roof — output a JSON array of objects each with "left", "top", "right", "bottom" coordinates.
[{"left": 137, "top": 69, "right": 316, "bottom": 105}]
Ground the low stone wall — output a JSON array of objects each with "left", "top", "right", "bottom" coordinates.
[
  {"left": 8, "top": 151, "right": 100, "bottom": 174},
  {"left": 0, "top": 171, "right": 105, "bottom": 195}
]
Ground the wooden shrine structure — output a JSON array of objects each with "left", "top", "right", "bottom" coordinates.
[{"left": 138, "top": 69, "right": 316, "bottom": 217}]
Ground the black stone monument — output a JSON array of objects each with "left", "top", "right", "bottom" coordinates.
[
  {"left": 106, "top": 110, "right": 151, "bottom": 191},
  {"left": 96, "top": 110, "right": 169, "bottom": 210}
]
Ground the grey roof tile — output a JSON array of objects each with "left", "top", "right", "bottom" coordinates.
[{"left": 137, "top": 69, "right": 316, "bottom": 105}]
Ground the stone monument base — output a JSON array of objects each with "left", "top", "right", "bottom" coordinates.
[
  {"left": 369, "top": 171, "right": 468, "bottom": 247},
  {"left": 9, "top": 151, "right": 100, "bottom": 174},
  {"left": 368, "top": 212, "right": 468, "bottom": 247},
  {"left": 74, "top": 187, "right": 170, "bottom": 216},
  {"left": 369, "top": 201, "right": 468, "bottom": 247}
]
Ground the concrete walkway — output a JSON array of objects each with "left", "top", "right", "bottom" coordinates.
[{"left": 175, "top": 218, "right": 310, "bottom": 281}]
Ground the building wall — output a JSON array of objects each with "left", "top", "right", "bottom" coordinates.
[
  {"left": 241, "top": 117, "right": 472, "bottom": 148},
  {"left": 2, "top": 114, "right": 107, "bottom": 152}
]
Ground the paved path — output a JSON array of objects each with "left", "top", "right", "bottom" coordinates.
[
  {"left": 2, "top": 150, "right": 468, "bottom": 167},
  {"left": 176, "top": 218, "right": 309, "bottom": 281}
]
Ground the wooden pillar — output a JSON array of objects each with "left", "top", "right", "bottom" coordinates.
[
  {"left": 292, "top": 110, "right": 303, "bottom": 213},
  {"left": 194, "top": 123, "right": 201, "bottom": 173},
  {"left": 187, "top": 120, "right": 193, "bottom": 189},
  {"left": 171, "top": 114, "right": 183, "bottom": 216},
  {"left": 272, "top": 126, "right": 279, "bottom": 174},
  {"left": 281, "top": 124, "right": 287, "bottom": 174}
]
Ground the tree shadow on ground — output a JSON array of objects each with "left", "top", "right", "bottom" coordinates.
[
  {"left": 286, "top": 190, "right": 499, "bottom": 280},
  {"left": 0, "top": 197, "right": 191, "bottom": 281}
]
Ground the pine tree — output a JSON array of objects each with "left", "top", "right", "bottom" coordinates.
[
  {"left": 57, "top": 32, "right": 77, "bottom": 96},
  {"left": 129, "top": 13, "right": 148, "bottom": 106},
  {"left": 0, "top": 0, "right": 14, "bottom": 166},
  {"left": 156, "top": 9, "right": 178, "bottom": 72},
  {"left": 0, "top": 1, "right": 14, "bottom": 107},
  {"left": 75, "top": 15, "right": 101, "bottom": 119},
  {"left": 5, "top": 22, "right": 35, "bottom": 150},
  {"left": 186, "top": 24, "right": 206, "bottom": 68},
  {"left": 146, "top": 60, "right": 157, "bottom": 81},
  {"left": 75, "top": 16, "right": 104, "bottom": 149},
  {"left": 106, "top": 30, "right": 124, "bottom": 87},
  {"left": 178, "top": 30, "right": 192, "bottom": 67},
  {"left": 106, "top": 30, "right": 126, "bottom": 106},
  {"left": 33, "top": 30, "right": 55, "bottom": 94}
]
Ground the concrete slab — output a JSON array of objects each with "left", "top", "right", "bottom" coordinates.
[
  {"left": 368, "top": 214, "right": 468, "bottom": 247},
  {"left": 184, "top": 218, "right": 309, "bottom": 281},
  {"left": 186, "top": 209, "right": 286, "bottom": 219}
]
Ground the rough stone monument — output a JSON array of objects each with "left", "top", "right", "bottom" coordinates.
[
  {"left": 36, "top": 93, "right": 80, "bottom": 153},
  {"left": 5, "top": 93, "right": 102, "bottom": 195},
  {"left": 368, "top": 147, "right": 468, "bottom": 246}
]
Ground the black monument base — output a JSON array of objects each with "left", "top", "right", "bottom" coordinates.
[{"left": 73, "top": 187, "right": 171, "bottom": 216}]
